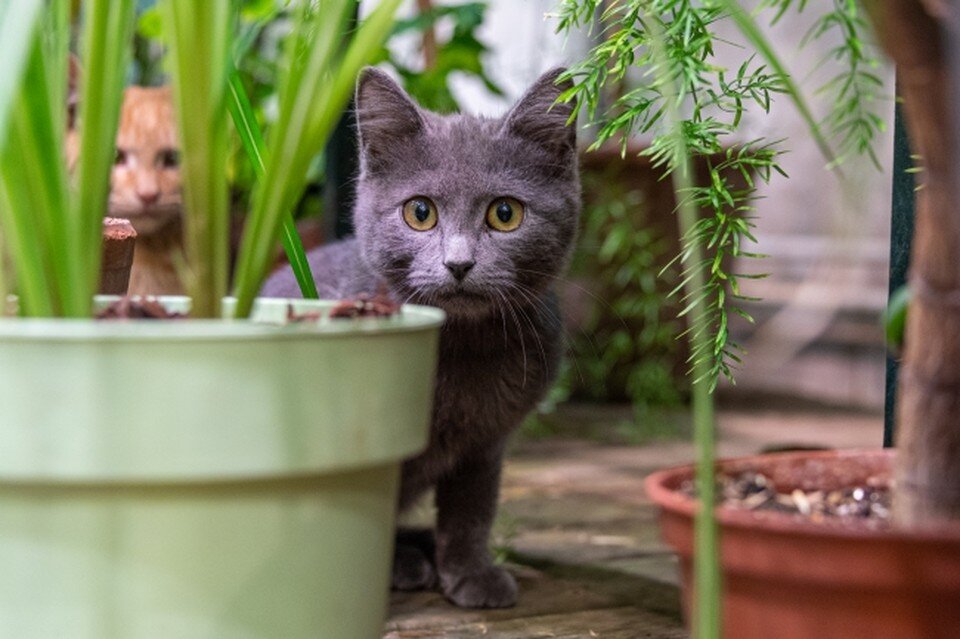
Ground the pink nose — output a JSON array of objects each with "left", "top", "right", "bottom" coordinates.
[{"left": 138, "top": 190, "right": 160, "bottom": 205}]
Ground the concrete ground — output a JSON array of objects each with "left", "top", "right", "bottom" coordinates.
[{"left": 383, "top": 401, "right": 883, "bottom": 638}]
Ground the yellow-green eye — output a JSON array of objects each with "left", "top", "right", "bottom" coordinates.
[
  {"left": 486, "top": 197, "right": 524, "bottom": 232},
  {"left": 403, "top": 197, "right": 438, "bottom": 231}
]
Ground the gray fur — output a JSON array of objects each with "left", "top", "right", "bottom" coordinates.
[{"left": 261, "top": 67, "right": 580, "bottom": 608}]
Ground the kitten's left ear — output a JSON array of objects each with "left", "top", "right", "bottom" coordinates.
[{"left": 503, "top": 67, "right": 576, "bottom": 158}]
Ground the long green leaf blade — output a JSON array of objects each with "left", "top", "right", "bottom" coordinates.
[
  {"left": 226, "top": 69, "right": 318, "bottom": 299},
  {"left": 0, "top": 30, "right": 73, "bottom": 316},
  {"left": 0, "top": 0, "right": 46, "bottom": 315},
  {"left": 644, "top": 11, "right": 722, "bottom": 639},
  {"left": 0, "top": 0, "right": 43, "bottom": 149},
  {"left": 73, "top": 0, "right": 137, "bottom": 316},
  {"left": 233, "top": 0, "right": 403, "bottom": 317},
  {"left": 163, "top": 0, "right": 232, "bottom": 317},
  {"left": 232, "top": 0, "right": 352, "bottom": 314}
]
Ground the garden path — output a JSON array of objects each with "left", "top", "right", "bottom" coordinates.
[{"left": 384, "top": 401, "right": 882, "bottom": 638}]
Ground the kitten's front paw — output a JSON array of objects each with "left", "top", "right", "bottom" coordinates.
[
  {"left": 440, "top": 564, "right": 517, "bottom": 609},
  {"left": 392, "top": 542, "right": 437, "bottom": 591}
]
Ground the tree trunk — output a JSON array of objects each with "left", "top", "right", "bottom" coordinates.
[{"left": 864, "top": 0, "right": 960, "bottom": 523}]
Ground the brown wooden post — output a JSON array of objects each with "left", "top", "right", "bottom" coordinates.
[{"left": 100, "top": 217, "right": 136, "bottom": 296}]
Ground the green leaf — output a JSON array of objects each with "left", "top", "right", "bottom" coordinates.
[
  {"left": 137, "top": 7, "right": 163, "bottom": 40},
  {"left": 227, "top": 67, "right": 318, "bottom": 299},
  {"left": 885, "top": 284, "right": 909, "bottom": 351},
  {"left": 0, "top": 0, "right": 42, "bottom": 148},
  {"left": 72, "top": 0, "right": 138, "bottom": 315},
  {"left": 0, "top": 39, "right": 71, "bottom": 315},
  {"left": 232, "top": 0, "right": 404, "bottom": 317},
  {"left": 163, "top": 0, "right": 232, "bottom": 317}
]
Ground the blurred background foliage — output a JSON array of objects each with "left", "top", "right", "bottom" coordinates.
[
  {"left": 558, "top": 170, "right": 682, "bottom": 410},
  {"left": 379, "top": 1, "right": 503, "bottom": 113}
]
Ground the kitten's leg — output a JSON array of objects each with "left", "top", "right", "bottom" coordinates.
[
  {"left": 434, "top": 447, "right": 517, "bottom": 609},
  {"left": 392, "top": 462, "right": 439, "bottom": 591},
  {"left": 391, "top": 528, "right": 437, "bottom": 591}
]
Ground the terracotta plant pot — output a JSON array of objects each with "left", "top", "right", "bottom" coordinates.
[{"left": 645, "top": 449, "right": 960, "bottom": 639}]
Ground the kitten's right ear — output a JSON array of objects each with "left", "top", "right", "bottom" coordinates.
[{"left": 355, "top": 67, "right": 423, "bottom": 173}]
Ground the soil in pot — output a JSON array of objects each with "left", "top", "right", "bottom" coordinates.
[{"left": 684, "top": 468, "right": 892, "bottom": 527}]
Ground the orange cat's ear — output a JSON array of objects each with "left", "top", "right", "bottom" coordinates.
[{"left": 67, "top": 54, "right": 81, "bottom": 130}]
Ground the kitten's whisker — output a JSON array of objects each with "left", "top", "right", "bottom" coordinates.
[
  {"left": 513, "top": 266, "right": 628, "bottom": 327},
  {"left": 514, "top": 301, "right": 548, "bottom": 373},
  {"left": 499, "top": 283, "right": 552, "bottom": 373},
  {"left": 500, "top": 280, "right": 603, "bottom": 386},
  {"left": 494, "top": 289, "right": 528, "bottom": 387}
]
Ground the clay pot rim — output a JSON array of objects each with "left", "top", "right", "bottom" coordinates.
[{"left": 644, "top": 448, "right": 960, "bottom": 542}]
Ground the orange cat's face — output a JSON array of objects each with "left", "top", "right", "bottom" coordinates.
[{"left": 108, "top": 86, "right": 181, "bottom": 237}]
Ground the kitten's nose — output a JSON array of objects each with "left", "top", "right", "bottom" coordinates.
[{"left": 445, "top": 260, "right": 475, "bottom": 282}]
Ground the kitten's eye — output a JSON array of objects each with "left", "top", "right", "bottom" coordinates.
[
  {"left": 402, "top": 197, "right": 438, "bottom": 231},
  {"left": 114, "top": 149, "right": 128, "bottom": 166},
  {"left": 486, "top": 197, "right": 524, "bottom": 232},
  {"left": 158, "top": 149, "right": 179, "bottom": 169}
]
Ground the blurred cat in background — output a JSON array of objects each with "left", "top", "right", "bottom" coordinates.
[
  {"left": 68, "top": 59, "right": 184, "bottom": 296},
  {"left": 109, "top": 85, "right": 184, "bottom": 296}
]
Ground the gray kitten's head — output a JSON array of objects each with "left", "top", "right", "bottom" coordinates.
[{"left": 352, "top": 67, "right": 580, "bottom": 320}]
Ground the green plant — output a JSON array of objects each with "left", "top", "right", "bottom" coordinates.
[
  {"left": 135, "top": 1, "right": 324, "bottom": 215},
  {"left": 0, "top": 0, "right": 135, "bottom": 317},
  {"left": 0, "top": 0, "right": 400, "bottom": 319},
  {"left": 559, "top": 175, "right": 682, "bottom": 412},
  {"left": 557, "top": 2, "right": 885, "bottom": 637}
]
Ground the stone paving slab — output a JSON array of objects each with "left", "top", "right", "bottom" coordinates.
[
  {"left": 385, "top": 606, "right": 687, "bottom": 639},
  {"left": 386, "top": 559, "right": 683, "bottom": 639}
]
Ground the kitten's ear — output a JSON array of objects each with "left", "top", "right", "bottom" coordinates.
[
  {"left": 503, "top": 68, "right": 576, "bottom": 159},
  {"left": 355, "top": 67, "right": 424, "bottom": 173}
]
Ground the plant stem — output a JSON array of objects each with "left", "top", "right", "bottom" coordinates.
[
  {"left": 687, "top": 239, "right": 721, "bottom": 639},
  {"left": 646, "top": 12, "right": 721, "bottom": 639},
  {"left": 717, "top": 0, "right": 837, "bottom": 170}
]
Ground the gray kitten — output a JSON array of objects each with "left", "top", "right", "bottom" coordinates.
[{"left": 262, "top": 67, "right": 580, "bottom": 608}]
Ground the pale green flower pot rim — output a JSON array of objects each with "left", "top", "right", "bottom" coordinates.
[
  {"left": 0, "top": 297, "right": 444, "bottom": 483},
  {"left": 0, "top": 297, "right": 446, "bottom": 340}
]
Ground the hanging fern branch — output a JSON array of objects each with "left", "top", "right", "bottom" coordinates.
[
  {"left": 557, "top": 0, "right": 787, "bottom": 389},
  {"left": 762, "top": 0, "right": 886, "bottom": 167}
]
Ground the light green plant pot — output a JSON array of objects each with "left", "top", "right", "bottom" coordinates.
[{"left": 0, "top": 298, "right": 444, "bottom": 639}]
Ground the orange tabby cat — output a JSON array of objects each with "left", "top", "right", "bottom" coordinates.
[
  {"left": 109, "top": 86, "right": 184, "bottom": 296},
  {"left": 67, "top": 61, "right": 185, "bottom": 296}
]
